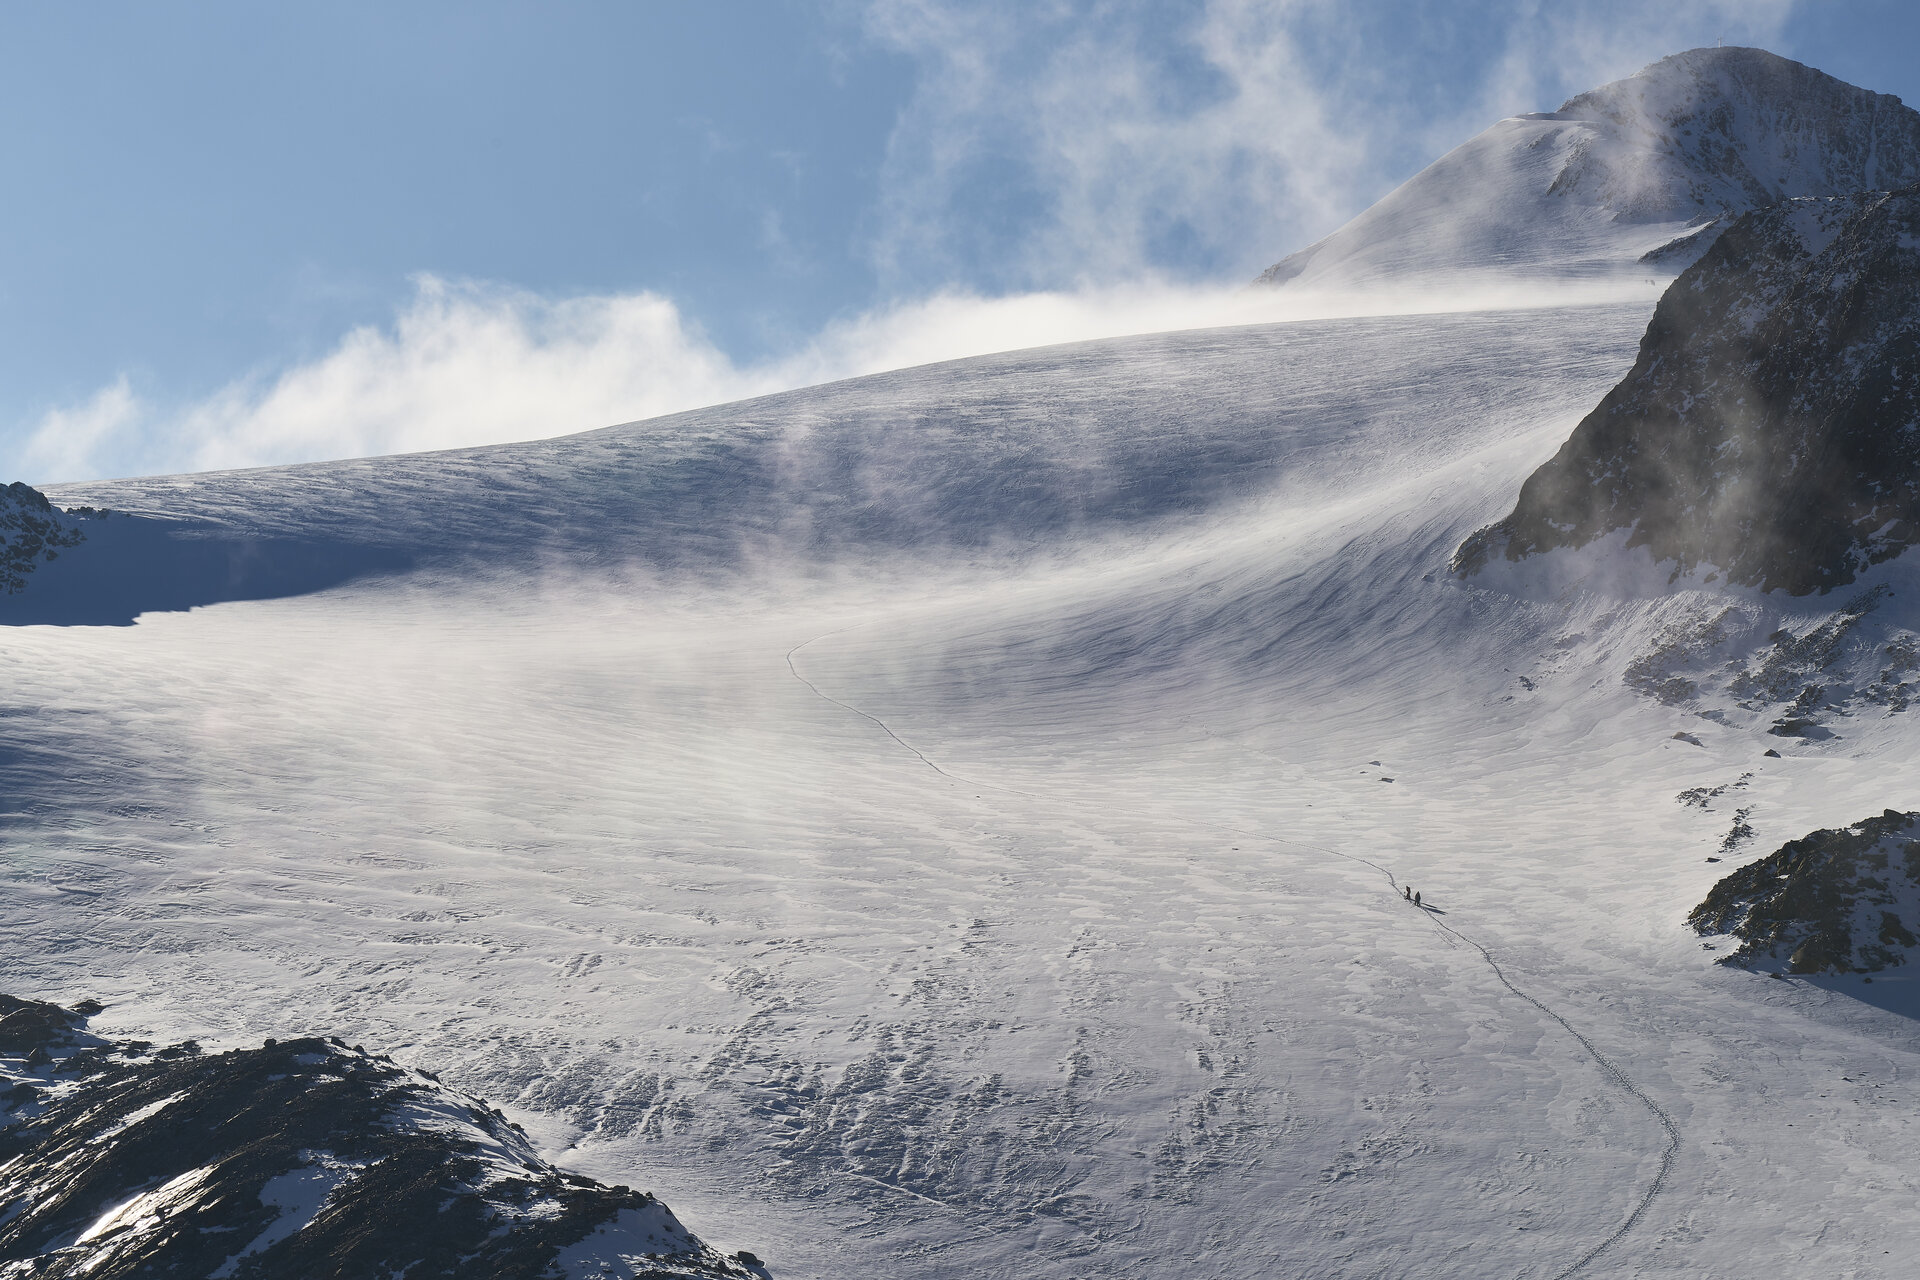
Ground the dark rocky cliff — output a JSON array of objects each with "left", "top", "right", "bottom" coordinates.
[
  {"left": 1455, "top": 186, "right": 1920, "bottom": 594},
  {"left": 0, "top": 995, "right": 760, "bottom": 1279}
]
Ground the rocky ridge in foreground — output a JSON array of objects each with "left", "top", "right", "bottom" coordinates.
[
  {"left": 1691, "top": 810, "right": 1920, "bottom": 972},
  {"left": 1455, "top": 185, "right": 1920, "bottom": 595},
  {"left": 0, "top": 995, "right": 761, "bottom": 1279}
]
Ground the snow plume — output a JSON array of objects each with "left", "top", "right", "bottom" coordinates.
[
  {"left": 20, "top": 273, "right": 1663, "bottom": 484},
  {"left": 1445, "top": 1, "right": 1800, "bottom": 151},
  {"left": 860, "top": 0, "right": 1372, "bottom": 289},
  {"left": 859, "top": 0, "right": 1802, "bottom": 289},
  {"left": 19, "top": 378, "right": 142, "bottom": 484},
  {"left": 16, "top": 0, "right": 1806, "bottom": 482}
]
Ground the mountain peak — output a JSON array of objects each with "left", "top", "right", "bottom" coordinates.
[
  {"left": 1258, "top": 48, "right": 1920, "bottom": 288},
  {"left": 1561, "top": 45, "right": 1903, "bottom": 119},
  {"left": 1543, "top": 47, "right": 1920, "bottom": 222}
]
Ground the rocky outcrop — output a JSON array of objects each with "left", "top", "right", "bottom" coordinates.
[
  {"left": 0, "top": 995, "right": 759, "bottom": 1279},
  {"left": 1690, "top": 810, "right": 1920, "bottom": 972},
  {"left": 1257, "top": 48, "right": 1920, "bottom": 288},
  {"left": 0, "top": 483, "right": 87, "bottom": 595},
  {"left": 1455, "top": 186, "right": 1920, "bottom": 594},
  {"left": 1609, "top": 583, "right": 1919, "bottom": 734}
]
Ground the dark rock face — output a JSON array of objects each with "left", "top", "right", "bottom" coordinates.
[
  {"left": 0, "top": 483, "right": 87, "bottom": 595},
  {"left": 0, "top": 996, "right": 754, "bottom": 1279},
  {"left": 1690, "top": 810, "right": 1920, "bottom": 972},
  {"left": 1456, "top": 187, "right": 1920, "bottom": 594}
]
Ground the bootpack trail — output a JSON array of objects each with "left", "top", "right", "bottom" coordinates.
[{"left": 785, "top": 629, "right": 1683, "bottom": 1279}]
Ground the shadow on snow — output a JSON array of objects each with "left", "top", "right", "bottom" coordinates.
[{"left": 0, "top": 516, "right": 412, "bottom": 626}]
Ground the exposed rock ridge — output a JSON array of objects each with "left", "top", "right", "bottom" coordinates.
[
  {"left": 1691, "top": 810, "right": 1920, "bottom": 972},
  {"left": 0, "top": 995, "right": 760, "bottom": 1280},
  {"left": 1455, "top": 185, "right": 1920, "bottom": 594},
  {"left": 1, "top": 483, "right": 88, "bottom": 595}
]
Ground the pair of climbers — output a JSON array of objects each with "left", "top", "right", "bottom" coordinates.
[{"left": 1402, "top": 885, "right": 1422, "bottom": 907}]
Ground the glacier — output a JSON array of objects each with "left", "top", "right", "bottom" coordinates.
[{"left": 7, "top": 45, "right": 1920, "bottom": 1280}]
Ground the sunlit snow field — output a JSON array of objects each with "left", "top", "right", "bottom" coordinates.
[{"left": 9, "top": 302, "right": 1920, "bottom": 1277}]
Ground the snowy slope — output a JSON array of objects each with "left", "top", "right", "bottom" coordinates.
[
  {"left": 6, "top": 293, "right": 1920, "bottom": 1277},
  {"left": 10, "top": 43, "right": 1920, "bottom": 1280},
  {"left": 1258, "top": 47, "right": 1920, "bottom": 289},
  {"left": 23, "top": 310, "right": 1644, "bottom": 622}
]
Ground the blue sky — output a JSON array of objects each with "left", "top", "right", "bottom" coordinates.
[{"left": 6, "top": 0, "right": 1917, "bottom": 480}]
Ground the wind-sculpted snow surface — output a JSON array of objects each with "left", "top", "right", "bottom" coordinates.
[
  {"left": 9, "top": 301, "right": 1920, "bottom": 1276},
  {"left": 1457, "top": 187, "right": 1920, "bottom": 595},
  {"left": 37, "top": 310, "right": 1632, "bottom": 615},
  {"left": 0, "top": 994, "right": 752, "bottom": 1279},
  {"left": 1259, "top": 48, "right": 1920, "bottom": 289}
]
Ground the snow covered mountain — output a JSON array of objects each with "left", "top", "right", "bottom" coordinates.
[
  {"left": 8, "top": 44, "right": 1920, "bottom": 1280},
  {"left": 1258, "top": 47, "right": 1920, "bottom": 288},
  {"left": 1454, "top": 185, "right": 1920, "bottom": 595}
]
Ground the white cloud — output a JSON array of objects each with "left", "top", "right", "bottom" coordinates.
[
  {"left": 20, "top": 377, "right": 141, "bottom": 483},
  {"left": 23, "top": 280, "right": 767, "bottom": 483},
  {"left": 177, "top": 279, "right": 754, "bottom": 473}
]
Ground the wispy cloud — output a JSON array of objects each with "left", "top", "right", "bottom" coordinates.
[
  {"left": 21, "top": 377, "right": 142, "bottom": 483},
  {"left": 862, "top": 0, "right": 1374, "bottom": 291},
  {"left": 1436, "top": 0, "right": 1799, "bottom": 155}
]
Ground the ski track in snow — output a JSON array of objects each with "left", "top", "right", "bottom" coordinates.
[
  {"left": 1432, "top": 918, "right": 1682, "bottom": 1280},
  {"left": 788, "top": 633, "right": 1681, "bottom": 1279},
  {"left": 783, "top": 634, "right": 1028, "bottom": 799}
]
